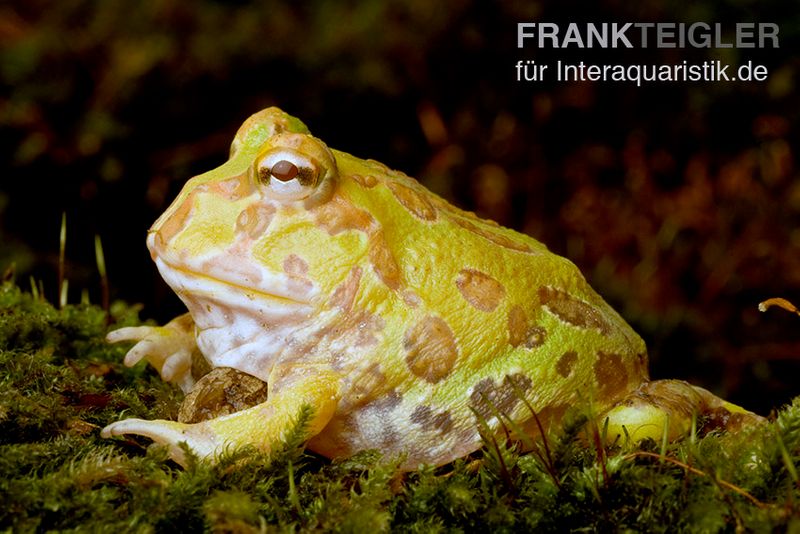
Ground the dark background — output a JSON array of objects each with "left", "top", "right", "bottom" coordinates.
[{"left": 2, "top": 0, "right": 799, "bottom": 414}]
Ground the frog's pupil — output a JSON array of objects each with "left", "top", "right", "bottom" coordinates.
[{"left": 271, "top": 160, "right": 299, "bottom": 182}]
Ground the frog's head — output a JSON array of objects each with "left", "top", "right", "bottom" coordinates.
[
  {"left": 148, "top": 108, "right": 412, "bottom": 353},
  {"left": 149, "top": 108, "right": 342, "bottom": 324}
]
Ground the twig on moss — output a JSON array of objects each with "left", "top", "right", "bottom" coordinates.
[
  {"left": 624, "top": 451, "right": 767, "bottom": 508},
  {"left": 759, "top": 298, "right": 800, "bottom": 317}
]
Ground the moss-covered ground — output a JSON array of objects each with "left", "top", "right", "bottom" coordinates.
[{"left": 1, "top": 281, "right": 799, "bottom": 532}]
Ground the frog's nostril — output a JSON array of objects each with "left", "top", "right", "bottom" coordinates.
[{"left": 270, "top": 160, "right": 299, "bottom": 182}]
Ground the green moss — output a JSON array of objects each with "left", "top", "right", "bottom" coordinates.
[{"left": 1, "top": 280, "right": 799, "bottom": 531}]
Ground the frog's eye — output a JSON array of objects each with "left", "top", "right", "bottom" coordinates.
[
  {"left": 253, "top": 133, "right": 338, "bottom": 204},
  {"left": 270, "top": 160, "right": 301, "bottom": 182},
  {"left": 255, "top": 149, "right": 322, "bottom": 201}
]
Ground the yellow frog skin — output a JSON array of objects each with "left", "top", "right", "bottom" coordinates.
[{"left": 102, "top": 107, "right": 760, "bottom": 469}]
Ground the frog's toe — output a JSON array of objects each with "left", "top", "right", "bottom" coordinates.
[
  {"left": 126, "top": 340, "right": 194, "bottom": 392},
  {"left": 101, "top": 418, "right": 220, "bottom": 467},
  {"left": 121, "top": 337, "right": 159, "bottom": 367},
  {"left": 160, "top": 350, "right": 193, "bottom": 382},
  {"left": 107, "top": 326, "right": 156, "bottom": 345}
]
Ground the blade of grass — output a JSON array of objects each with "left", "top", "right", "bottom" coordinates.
[
  {"left": 59, "top": 212, "right": 67, "bottom": 308},
  {"left": 775, "top": 429, "right": 799, "bottom": 487},
  {"left": 95, "top": 234, "right": 109, "bottom": 314}
]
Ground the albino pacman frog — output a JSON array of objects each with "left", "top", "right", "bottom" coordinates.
[{"left": 102, "top": 107, "right": 761, "bottom": 469}]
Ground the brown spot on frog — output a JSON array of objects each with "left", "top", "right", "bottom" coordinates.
[
  {"left": 404, "top": 316, "right": 459, "bottom": 383},
  {"left": 470, "top": 373, "right": 533, "bottom": 420},
  {"left": 507, "top": 305, "right": 547, "bottom": 348},
  {"left": 538, "top": 286, "right": 612, "bottom": 335},
  {"left": 456, "top": 268, "right": 506, "bottom": 312},
  {"left": 388, "top": 181, "right": 438, "bottom": 221}
]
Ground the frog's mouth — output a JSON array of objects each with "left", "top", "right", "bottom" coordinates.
[{"left": 154, "top": 257, "right": 317, "bottom": 319}]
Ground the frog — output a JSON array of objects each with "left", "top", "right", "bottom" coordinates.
[{"left": 101, "top": 107, "right": 762, "bottom": 470}]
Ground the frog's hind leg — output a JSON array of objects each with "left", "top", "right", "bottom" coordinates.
[{"left": 601, "top": 379, "right": 765, "bottom": 445}]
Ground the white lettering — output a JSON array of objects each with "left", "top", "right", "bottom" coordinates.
[
  {"left": 561, "top": 23, "right": 585, "bottom": 48},
  {"left": 611, "top": 23, "right": 633, "bottom": 47},
  {"left": 517, "top": 23, "right": 536, "bottom": 48},
  {"left": 586, "top": 23, "right": 607, "bottom": 48},
  {"left": 515, "top": 22, "right": 780, "bottom": 49}
]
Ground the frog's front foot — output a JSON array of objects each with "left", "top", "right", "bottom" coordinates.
[
  {"left": 603, "top": 379, "right": 765, "bottom": 444},
  {"left": 108, "top": 313, "right": 198, "bottom": 393},
  {"left": 101, "top": 418, "right": 222, "bottom": 466},
  {"left": 103, "top": 368, "right": 341, "bottom": 467}
]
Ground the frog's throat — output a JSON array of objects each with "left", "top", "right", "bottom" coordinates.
[{"left": 194, "top": 318, "right": 298, "bottom": 383}]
